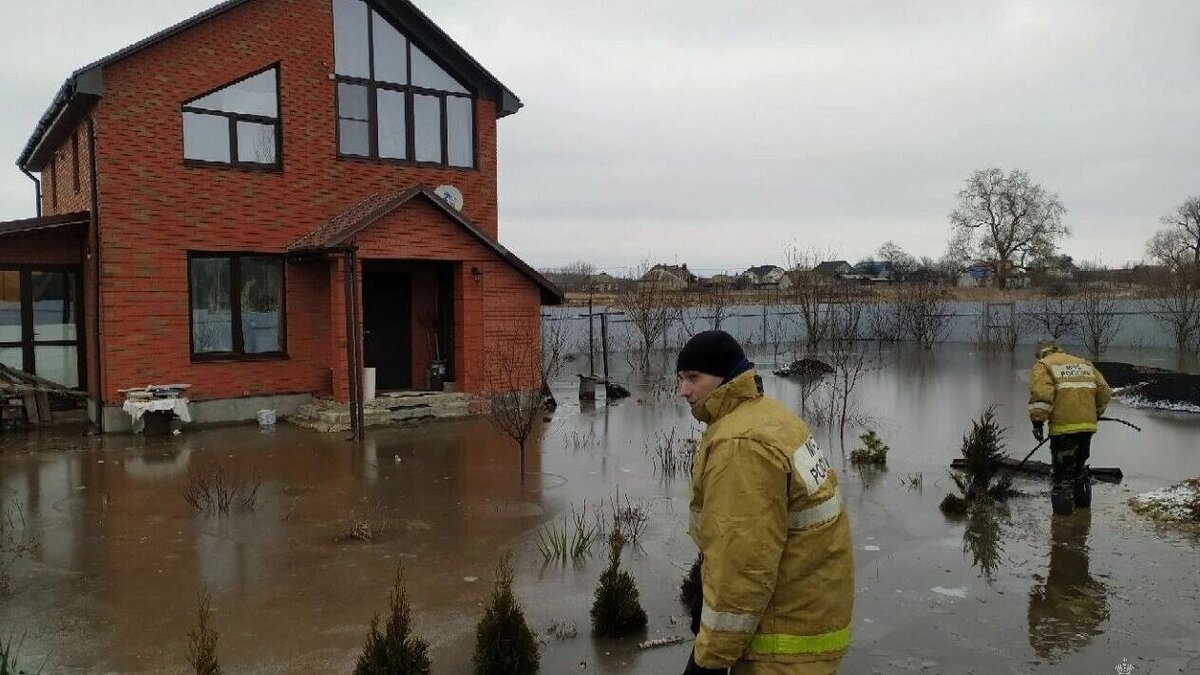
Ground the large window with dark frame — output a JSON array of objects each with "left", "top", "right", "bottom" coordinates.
[
  {"left": 333, "top": 0, "right": 475, "bottom": 168},
  {"left": 182, "top": 66, "right": 281, "bottom": 169},
  {"left": 188, "top": 254, "right": 286, "bottom": 359}
]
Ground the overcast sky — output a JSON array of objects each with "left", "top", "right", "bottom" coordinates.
[{"left": 2, "top": 0, "right": 1198, "bottom": 275}]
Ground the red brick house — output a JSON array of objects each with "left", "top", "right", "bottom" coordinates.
[{"left": 1, "top": 0, "right": 560, "bottom": 432}]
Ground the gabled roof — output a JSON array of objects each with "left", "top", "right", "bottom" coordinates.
[
  {"left": 743, "top": 265, "right": 783, "bottom": 277},
  {"left": 0, "top": 211, "right": 90, "bottom": 239},
  {"left": 287, "top": 185, "right": 561, "bottom": 305},
  {"left": 18, "top": 0, "right": 522, "bottom": 171},
  {"left": 813, "top": 260, "right": 852, "bottom": 273}
]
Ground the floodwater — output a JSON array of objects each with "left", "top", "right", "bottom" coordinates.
[{"left": 2, "top": 343, "right": 1199, "bottom": 674}]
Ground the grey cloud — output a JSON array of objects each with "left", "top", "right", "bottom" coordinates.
[{"left": 2, "top": 0, "right": 1198, "bottom": 273}]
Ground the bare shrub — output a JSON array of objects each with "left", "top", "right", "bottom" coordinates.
[
  {"left": 897, "top": 282, "right": 952, "bottom": 349},
  {"left": 182, "top": 464, "right": 261, "bottom": 514},
  {"left": 606, "top": 488, "right": 650, "bottom": 546},
  {"left": 980, "top": 302, "right": 1020, "bottom": 351},
  {"left": 866, "top": 302, "right": 902, "bottom": 343},
  {"left": 186, "top": 588, "right": 223, "bottom": 675},
  {"left": 1075, "top": 292, "right": 1125, "bottom": 358},
  {"left": 544, "top": 621, "right": 578, "bottom": 642},
  {"left": 337, "top": 499, "right": 384, "bottom": 543},
  {"left": 1024, "top": 297, "right": 1078, "bottom": 341},
  {"left": 563, "top": 428, "right": 598, "bottom": 451},
  {"left": 1, "top": 500, "right": 38, "bottom": 595}
]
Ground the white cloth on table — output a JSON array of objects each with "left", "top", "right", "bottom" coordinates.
[{"left": 122, "top": 398, "right": 191, "bottom": 433}]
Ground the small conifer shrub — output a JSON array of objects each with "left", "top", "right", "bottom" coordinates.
[
  {"left": 473, "top": 553, "right": 539, "bottom": 675},
  {"left": 354, "top": 564, "right": 431, "bottom": 675},
  {"left": 590, "top": 532, "right": 648, "bottom": 638},
  {"left": 849, "top": 429, "right": 889, "bottom": 465}
]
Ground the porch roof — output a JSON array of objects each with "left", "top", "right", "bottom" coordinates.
[
  {"left": 0, "top": 211, "right": 89, "bottom": 239},
  {"left": 287, "top": 185, "right": 562, "bottom": 304}
]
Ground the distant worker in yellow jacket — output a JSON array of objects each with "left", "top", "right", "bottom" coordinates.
[
  {"left": 676, "top": 330, "right": 854, "bottom": 675},
  {"left": 1028, "top": 341, "right": 1112, "bottom": 516}
]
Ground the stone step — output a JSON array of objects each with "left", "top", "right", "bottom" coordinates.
[{"left": 287, "top": 392, "right": 472, "bottom": 433}]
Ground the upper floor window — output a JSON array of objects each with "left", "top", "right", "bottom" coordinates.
[
  {"left": 182, "top": 66, "right": 281, "bottom": 169},
  {"left": 333, "top": 0, "right": 474, "bottom": 168}
]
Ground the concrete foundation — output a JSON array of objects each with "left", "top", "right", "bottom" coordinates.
[{"left": 102, "top": 393, "right": 313, "bottom": 434}]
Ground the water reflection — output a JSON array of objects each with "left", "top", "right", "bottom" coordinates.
[
  {"left": 1027, "top": 511, "right": 1109, "bottom": 661},
  {"left": 961, "top": 501, "right": 1010, "bottom": 582}
]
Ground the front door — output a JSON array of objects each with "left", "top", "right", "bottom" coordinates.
[{"left": 362, "top": 271, "right": 412, "bottom": 390}]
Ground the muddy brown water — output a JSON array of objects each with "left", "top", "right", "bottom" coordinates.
[{"left": 2, "top": 343, "right": 1198, "bottom": 674}]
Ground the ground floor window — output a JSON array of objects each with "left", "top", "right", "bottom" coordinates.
[
  {"left": 189, "top": 254, "right": 285, "bottom": 359},
  {"left": 0, "top": 266, "right": 82, "bottom": 388}
]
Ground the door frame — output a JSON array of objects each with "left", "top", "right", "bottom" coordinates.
[
  {"left": 361, "top": 266, "right": 414, "bottom": 391},
  {"left": 0, "top": 263, "right": 86, "bottom": 388}
]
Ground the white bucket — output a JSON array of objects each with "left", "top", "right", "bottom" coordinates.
[
  {"left": 257, "top": 409, "right": 276, "bottom": 428},
  {"left": 363, "top": 367, "right": 377, "bottom": 402}
]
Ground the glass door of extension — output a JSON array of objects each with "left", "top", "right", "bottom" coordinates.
[{"left": 0, "top": 266, "right": 83, "bottom": 389}]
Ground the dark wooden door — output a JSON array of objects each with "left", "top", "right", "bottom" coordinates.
[{"left": 363, "top": 272, "right": 412, "bottom": 390}]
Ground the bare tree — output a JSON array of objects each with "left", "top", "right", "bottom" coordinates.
[
  {"left": 541, "top": 317, "right": 569, "bottom": 384},
  {"left": 897, "top": 282, "right": 952, "bottom": 349},
  {"left": 617, "top": 262, "right": 676, "bottom": 371},
  {"left": 700, "top": 282, "right": 734, "bottom": 332},
  {"left": 553, "top": 261, "right": 597, "bottom": 294},
  {"left": 1023, "top": 298, "right": 1078, "bottom": 341},
  {"left": 785, "top": 246, "right": 841, "bottom": 351},
  {"left": 876, "top": 240, "right": 917, "bottom": 279},
  {"left": 763, "top": 313, "right": 795, "bottom": 370},
  {"left": 1075, "top": 292, "right": 1125, "bottom": 358},
  {"left": 948, "top": 168, "right": 1069, "bottom": 289},
  {"left": 1146, "top": 262, "right": 1200, "bottom": 355},
  {"left": 485, "top": 323, "right": 546, "bottom": 483},
  {"left": 1150, "top": 196, "right": 1200, "bottom": 271},
  {"left": 825, "top": 304, "right": 872, "bottom": 454}
]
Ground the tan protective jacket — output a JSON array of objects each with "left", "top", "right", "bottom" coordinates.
[
  {"left": 688, "top": 370, "right": 854, "bottom": 669},
  {"left": 1028, "top": 349, "right": 1112, "bottom": 435}
]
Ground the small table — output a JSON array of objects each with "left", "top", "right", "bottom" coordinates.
[{"left": 122, "top": 397, "right": 192, "bottom": 435}]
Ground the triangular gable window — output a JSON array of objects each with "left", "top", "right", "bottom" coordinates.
[
  {"left": 332, "top": 0, "right": 474, "bottom": 167},
  {"left": 182, "top": 66, "right": 280, "bottom": 169}
]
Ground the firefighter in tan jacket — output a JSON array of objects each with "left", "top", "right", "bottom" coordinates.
[
  {"left": 1028, "top": 341, "right": 1112, "bottom": 516},
  {"left": 676, "top": 331, "right": 854, "bottom": 675}
]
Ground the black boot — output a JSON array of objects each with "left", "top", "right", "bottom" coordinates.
[
  {"left": 1051, "top": 485, "right": 1074, "bottom": 516},
  {"left": 1073, "top": 473, "right": 1092, "bottom": 508}
]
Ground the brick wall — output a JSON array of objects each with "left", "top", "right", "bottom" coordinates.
[{"left": 59, "top": 0, "right": 539, "bottom": 405}]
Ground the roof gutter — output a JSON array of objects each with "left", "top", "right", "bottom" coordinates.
[{"left": 19, "top": 168, "right": 41, "bottom": 218}]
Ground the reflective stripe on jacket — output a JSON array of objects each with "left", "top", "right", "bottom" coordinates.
[
  {"left": 688, "top": 370, "right": 854, "bottom": 669},
  {"left": 1028, "top": 350, "right": 1112, "bottom": 435}
]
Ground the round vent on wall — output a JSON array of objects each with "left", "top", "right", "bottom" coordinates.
[{"left": 435, "top": 184, "right": 464, "bottom": 211}]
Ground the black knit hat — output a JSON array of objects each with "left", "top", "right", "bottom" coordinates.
[{"left": 676, "top": 330, "right": 748, "bottom": 379}]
